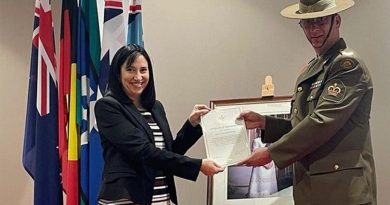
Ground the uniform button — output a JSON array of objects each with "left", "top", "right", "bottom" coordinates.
[
  {"left": 309, "top": 96, "right": 314, "bottom": 100},
  {"left": 334, "top": 164, "right": 339, "bottom": 170},
  {"left": 293, "top": 108, "right": 298, "bottom": 114},
  {"left": 297, "top": 87, "right": 302, "bottom": 92}
]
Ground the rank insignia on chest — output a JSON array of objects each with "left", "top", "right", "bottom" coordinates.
[
  {"left": 327, "top": 83, "right": 341, "bottom": 97},
  {"left": 310, "top": 80, "right": 322, "bottom": 90}
]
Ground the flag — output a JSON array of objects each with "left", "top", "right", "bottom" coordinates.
[
  {"left": 80, "top": 0, "right": 104, "bottom": 204},
  {"left": 87, "top": 2, "right": 128, "bottom": 202},
  {"left": 127, "top": 0, "right": 143, "bottom": 46},
  {"left": 76, "top": 0, "right": 102, "bottom": 204},
  {"left": 100, "top": 0, "right": 127, "bottom": 97},
  {"left": 77, "top": 1, "right": 89, "bottom": 204},
  {"left": 67, "top": 50, "right": 80, "bottom": 205},
  {"left": 83, "top": 1, "right": 128, "bottom": 203},
  {"left": 22, "top": 0, "right": 63, "bottom": 204},
  {"left": 59, "top": 0, "right": 79, "bottom": 204},
  {"left": 84, "top": 2, "right": 128, "bottom": 202}
]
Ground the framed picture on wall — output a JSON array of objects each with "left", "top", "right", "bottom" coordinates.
[{"left": 207, "top": 96, "right": 294, "bottom": 205}]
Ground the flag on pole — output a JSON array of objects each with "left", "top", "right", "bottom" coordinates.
[
  {"left": 67, "top": 40, "right": 80, "bottom": 205},
  {"left": 58, "top": 1, "right": 79, "bottom": 204},
  {"left": 76, "top": 0, "right": 99, "bottom": 204},
  {"left": 127, "top": 0, "right": 143, "bottom": 46},
  {"left": 87, "top": 2, "right": 127, "bottom": 202},
  {"left": 22, "top": 0, "right": 63, "bottom": 204},
  {"left": 100, "top": 0, "right": 127, "bottom": 97},
  {"left": 80, "top": 0, "right": 104, "bottom": 204},
  {"left": 77, "top": 5, "right": 89, "bottom": 204}
]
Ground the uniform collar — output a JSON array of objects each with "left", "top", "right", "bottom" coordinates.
[
  {"left": 297, "top": 38, "right": 346, "bottom": 85},
  {"left": 320, "top": 38, "right": 347, "bottom": 63}
]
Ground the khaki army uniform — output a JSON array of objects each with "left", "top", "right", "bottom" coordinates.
[{"left": 262, "top": 39, "right": 376, "bottom": 205}]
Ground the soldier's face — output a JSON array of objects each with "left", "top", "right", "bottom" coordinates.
[
  {"left": 300, "top": 14, "right": 341, "bottom": 56},
  {"left": 300, "top": 15, "right": 334, "bottom": 48}
]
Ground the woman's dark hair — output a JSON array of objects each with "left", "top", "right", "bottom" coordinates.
[{"left": 108, "top": 44, "right": 156, "bottom": 109}]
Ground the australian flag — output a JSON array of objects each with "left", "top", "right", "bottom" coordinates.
[{"left": 22, "top": 0, "right": 63, "bottom": 204}]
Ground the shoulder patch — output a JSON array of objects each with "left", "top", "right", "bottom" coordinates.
[
  {"left": 322, "top": 79, "right": 346, "bottom": 103},
  {"left": 340, "top": 58, "right": 356, "bottom": 69}
]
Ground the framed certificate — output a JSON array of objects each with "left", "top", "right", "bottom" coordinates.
[{"left": 207, "top": 96, "right": 294, "bottom": 205}]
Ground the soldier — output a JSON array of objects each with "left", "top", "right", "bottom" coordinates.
[{"left": 237, "top": 0, "right": 376, "bottom": 204}]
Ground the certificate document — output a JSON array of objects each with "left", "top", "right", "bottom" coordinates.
[{"left": 201, "top": 107, "right": 250, "bottom": 166}]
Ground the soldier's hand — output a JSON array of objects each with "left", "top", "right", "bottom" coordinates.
[
  {"left": 237, "top": 110, "right": 266, "bottom": 129},
  {"left": 236, "top": 147, "right": 272, "bottom": 167}
]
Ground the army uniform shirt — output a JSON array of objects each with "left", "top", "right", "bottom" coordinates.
[{"left": 262, "top": 39, "right": 376, "bottom": 205}]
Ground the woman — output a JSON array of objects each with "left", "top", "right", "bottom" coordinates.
[{"left": 95, "top": 44, "right": 223, "bottom": 205}]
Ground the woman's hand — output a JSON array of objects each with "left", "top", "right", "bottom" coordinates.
[
  {"left": 188, "top": 104, "right": 211, "bottom": 127},
  {"left": 200, "top": 159, "right": 225, "bottom": 176}
]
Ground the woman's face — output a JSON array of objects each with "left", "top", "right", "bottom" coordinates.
[{"left": 120, "top": 54, "right": 149, "bottom": 103}]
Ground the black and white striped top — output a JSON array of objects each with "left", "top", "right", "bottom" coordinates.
[{"left": 141, "top": 111, "right": 171, "bottom": 205}]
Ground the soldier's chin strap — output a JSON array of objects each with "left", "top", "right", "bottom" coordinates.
[{"left": 319, "top": 14, "right": 336, "bottom": 49}]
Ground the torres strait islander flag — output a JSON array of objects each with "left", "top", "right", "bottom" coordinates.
[
  {"left": 22, "top": 0, "right": 63, "bottom": 204},
  {"left": 80, "top": 0, "right": 104, "bottom": 204},
  {"left": 77, "top": 0, "right": 103, "bottom": 204}
]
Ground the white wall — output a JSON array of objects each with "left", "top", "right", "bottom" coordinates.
[{"left": 1, "top": 0, "right": 389, "bottom": 204}]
